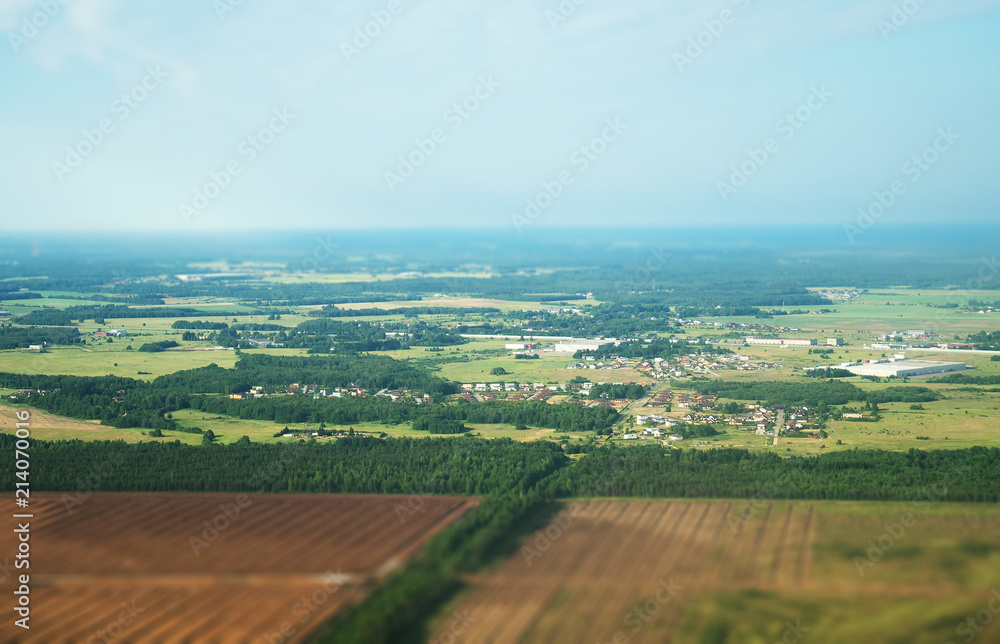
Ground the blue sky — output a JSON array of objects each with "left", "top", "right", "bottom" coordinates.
[{"left": 2, "top": 0, "right": 999, "bottom": 232}]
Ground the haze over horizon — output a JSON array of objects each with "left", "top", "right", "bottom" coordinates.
[{"left": 3, "top": 0, "right": 999, "bottom": 232}]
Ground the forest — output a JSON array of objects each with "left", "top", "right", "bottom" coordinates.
[
  {"left": 0, "top": 324, "right": 81, "bottom": 349},
  {"left": 189, "top": 396, "right": 621, "bottom": 432},
  {"left": 544, "top": 444, "right": 1000, "bottom": 502},
  {"left": 15, "top": 304, "right": 269, "bottom": 326},
  {"left": 0, "top": 434, "right": 566, "bottom": 495},
  {"left": 308, "top": 304, "right": 499, "bottom": 318},
  {"left": 8, "top": 433, "right": 1000, "bottom": 504}
]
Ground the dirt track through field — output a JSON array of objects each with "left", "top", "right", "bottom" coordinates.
[{"left": 0, "top": 492, "right": 477, "bottom": 643}]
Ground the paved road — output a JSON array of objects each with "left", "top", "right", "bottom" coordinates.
[
  {"left": 613, "top": 380, "right": 667, "bottom": 431},
  {"left": 773, "top": 408, "right": 785, "bottom": 446}
]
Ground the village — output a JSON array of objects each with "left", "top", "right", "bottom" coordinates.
[{"left": 619, "top": 396, "right": 828, "bottom": 444}]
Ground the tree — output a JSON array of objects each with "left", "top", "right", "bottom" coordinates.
[{"left": 202, "top": 429, "right": 216, "bottom": 445}]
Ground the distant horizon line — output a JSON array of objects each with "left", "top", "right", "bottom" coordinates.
[{"left": 3, "top": 222, "right": 998, "bottom": 236}]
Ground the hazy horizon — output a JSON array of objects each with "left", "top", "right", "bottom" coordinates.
[{"left": 3, "top": 1, "right": 1000, "bottom": 232}]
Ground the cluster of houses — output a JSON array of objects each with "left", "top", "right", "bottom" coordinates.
[
  {"left": 459, "top": 381, "right": 581, "bottom": 403},
  {"left": 632, "top": 352, "right": 776, "bottom": 381},
  {"left": 6, "top": 389, "right": 44, "bottom": 400},
  {"left": 815, "top": 288, "right": 863, "bottom": 302},
  {"left": 622, "top": 428, "right": 684, "bottom": 441},
  {"left": 226, "top": 383, "right": 436, "bottom": 404},
  {"left": 460, "top": 381, "right": 592, "bottom": 395},
  {"left": 674, "top": 392, "right": 718, "bottom": 410},
  {"left": 565, "top": 358, "right": 627, "bottom": 371},
  {"left": 619, "top": 398, "right": 826, "bottom": 444},
  {"left": 94, "top": 329, "right": 128, "bottom": 338}
]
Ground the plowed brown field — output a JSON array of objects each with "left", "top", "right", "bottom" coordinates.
[
  {"left": 432, "top": 500, "right": 1000, "bottom": 644},
  {"left": 0, "top": 492, "right": 477, "bottom": 643}
]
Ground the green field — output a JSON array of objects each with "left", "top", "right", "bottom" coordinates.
[{"left": 675, "top": 500, "right": 1000, "bottom": 644}]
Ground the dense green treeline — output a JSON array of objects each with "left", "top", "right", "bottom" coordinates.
[
  {"left": 544, "top": 445, "right": 1000, "bottom": 502},
  {"left": 16, "top": 304, "right": 270, "bottom": 326},
  {"left": 189, "top": 396, "right": 620, "bottom": 432},
  {"left": 0, "top": 325, "right": 80, "bottom": 349},
  {"left": 587, "top": 383, "right": 647, "bottom": 400},
  {"left": 138, "top": 340, "right": 180, "bottom": 352},
  {"left": 158, "top": 354, "right": 456, "bottom": 397},
  {"left": 171, "top": 320, "right": 229, "bottom": 330},
  {"left": 0, "top": 435, "right": 566, "bottom": 495},
  {"left": 578, "top": 338, "right": 726, "bottom": 361},
  {"left": 0, "top": 291, "right": 43, "bottom": 300},
  {"left": 0, "top": 372, "right": 178, "bottom": 429},
  {"left": 314, "top": 492, "right": 555, "bottom": 644},
  {"left": 293, "top": 318, "right": 468, "bottom": 351},
  {"left": 308, "top": 304, "right": 500, "bottom": 318},
  {"left": 935, "top": 374, "right": 1000, "bottom": 385},
  {"left": 9, "top": 431, "right": 999, "bottom": 503},
  {"left": 966, "top": 331, "right": 1000, "bottom": 350}
]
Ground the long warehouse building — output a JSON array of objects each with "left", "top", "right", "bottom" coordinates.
[
  {"left": 746, "top": 337, "right": 817, "bottom": 347},
  {"left": 826, "top": 359, "right": 969, "bottom": 378}
]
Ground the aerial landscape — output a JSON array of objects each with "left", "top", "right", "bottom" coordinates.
[{"left": 2, "top": 2, "right": 1000, "bottom": 643}]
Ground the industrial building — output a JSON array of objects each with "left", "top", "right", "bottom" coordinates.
[
  {"left": 745, "top": 337, "right": 817, "bottom": 347},
  {"left": 871, "top": 343, "right": 909, "bottom": 351},
  {"left": 552, "top": 339, "right": 617, "bottom": 353},
  {"left": 814, "top": 359, "right": 969, "bottom": 378},
  {"left": 827, "top": 338, "right": 844, "bottom": 347}
]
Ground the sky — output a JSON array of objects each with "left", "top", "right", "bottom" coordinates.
[{"left": 1, "top": 0, "right": 999, "bottom": 233}]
